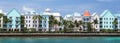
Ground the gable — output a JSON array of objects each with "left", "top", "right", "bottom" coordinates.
[
  {"left": 101, "top": 10, "right": 115, "bottom": 18},
  {"left": 7, "top": 8, "right": 21, "bottom": 17}
]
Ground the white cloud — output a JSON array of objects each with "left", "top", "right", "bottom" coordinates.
[{"left": 22, "top": 6, "right": 35, "bottom": 12}]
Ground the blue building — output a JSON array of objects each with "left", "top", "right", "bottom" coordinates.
[
  {"left": 7, "top": 9, "right": 21, "bottom": 31},
  {"left": 41, "top": 15, "right": 49, "bottom": 31},
  {"left": 100, "top": 10, "right": 115, "bottom": 29}
]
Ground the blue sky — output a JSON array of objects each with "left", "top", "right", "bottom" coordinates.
[{"left": 0, "top": 0, "right": 120, "bottom": 16}]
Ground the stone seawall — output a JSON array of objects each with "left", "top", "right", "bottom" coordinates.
[{"left": 0, "top": 33, "right": 120, "bottom": 37}]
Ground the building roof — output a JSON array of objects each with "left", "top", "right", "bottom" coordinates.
[
  {"left": 100, "top": 10, "right": 114, "bottom": 17},
  {"left": 7, "top": 8, "right": 21, "bottom": 16},
  {"left": 52, "top": 12, "right": 60, "bottom": 16},
  {"left": 84, "top": 11, "right": 90, "bottom": 16},
  {"left": 74, "top": 12, "right": 81, "bottom": 16}
]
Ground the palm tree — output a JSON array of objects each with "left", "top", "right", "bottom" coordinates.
[
  {"left": 49, "top": 15, "right": 57, "bottom": 32},
  {"left": 112, "top": 18, "right": 118, "bottom": 32},
  {"left": 33, "top": 15, "right": 43, "bottom": 31},
  {"left": 93, "top": 18, "right": 98, "bottom": 32},
  {"left": 68, "top": 21, "right": 74, "bottom": 32},
  {"left": 87, "top": 22, "right": 92, "bottom": 32},
  {"left": 0, "top": 13, "right": 4, "bottom": 18},
  {"left": 74, "top": 20, "right": 79, "bottom": 31},
  {"left": 20, "top": 15, "right": 25, "bottom": 32},
  {"left": 78, "top": 20, "right": 83, "bottom": 32},
  {"left": 62, "top": 20, "right": 69, "bottom": 32},
  {"left": 53, "top": 19, "right": 59, "bottom": 31}
]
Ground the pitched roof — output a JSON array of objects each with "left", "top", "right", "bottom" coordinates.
[
  {"left": 84, "top": 11, "right": 90, "bottom": 16},
  {"left": 7, "top": 8, "right": 21, "bottom": 15},
  {"left": 74, "top": 12, "right": 81, "bottom": 16},
  {"left": 100, "top": 10, "right": 114, "bottom": 17}
]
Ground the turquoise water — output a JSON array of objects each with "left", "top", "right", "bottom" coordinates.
[{"left": 0, "top": 37, "right": 120, "bottom": 43}]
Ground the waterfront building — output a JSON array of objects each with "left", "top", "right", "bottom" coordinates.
[
  {"left": 82, "top": 11, "right": 91, "bottom": 31},
  {"left": 7, "top": 9, "right": 21, "bottom": 31},
  {"left": 24, "top": 12, "right": 40, "bottom": 31},
  {"left": 43, "top": 8, "right": 61, "bottom": 31},
  {"left": 73, "top": 12, "right": 82, "bottom": 21},
  {"left": 64, "top": 14, "right": 73, "bottom": 21},
  {"left": 0, "top": 9, "right": 3, "bottom": 29},
  {"left": 100, "top": 10, "right": 115, "bottom": 29},
  {"left": 115, "top": 14, "right": 120, "bottom": 31},
  {"left": 91, "top": 13, "right": 100, "bottom": 31},
  {"left": 73, "top": 12, "right": 83, "bottom": 31}
]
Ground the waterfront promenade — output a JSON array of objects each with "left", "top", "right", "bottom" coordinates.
[{"left": 0, "top": 33, "right": 120, "bottom": 37}]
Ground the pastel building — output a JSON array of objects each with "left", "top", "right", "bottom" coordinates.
[
  {"left": 115, "top": 14, "right": 120, "bottom": 29},
  {"left": 82, "top": 11, "right": 91, "bottom": 31},
  {"left": 24, "top": 12, "right": 39, "bottom": 31},
  {"left": 64, "top": 14, "right": 73, "bottom": 21},
  {"left": 100, "top": 10, "right": 115, "bottom": 29},
  {"left": 91, "top": 13, "right": 100, "bottom": 31},
  {"left": 0, "top": 10, "right": 3, "bottom": 28},
  {"left": 73, "top": 12, "right": 82, "bottom": 21},
  {"left": 7, "top": 9, "right": 21, "bottom": 31},
  {"left": 43, "top": 8, "right": 61, "bottom": 31}
]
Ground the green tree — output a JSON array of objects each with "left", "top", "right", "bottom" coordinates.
[
  {"left": 74, "top": 20, "right": 79, "bottom": 27},
  {"left": 22, "top": 27, "right": 28, "bottom": 33},
  {"left": 49, "top": 15, "right": 59, "bottom": 32},
  {"left": 68, "top": 21, "right": 74, "bottom": 32},
  {"left": 93, "top": 18, "right": 98, "bottom": 32},
  {"left": 20, "top": 15, "right": 25, "bottom": 32},
  {"left": 62, "top": 20, "right": 69, "bottom": 32},
  {"left": 33, "top": 15, "right": 43, "bottom": 31},
  {"left": 112, "top": 18, "right": 118, "bottom": 32},
  {"left": 87, "top": 22, "right": 92, "bottom": 32},
  {"left": 78, "top": 20, "right": 83, "bottom": 31},
  {"left": 0, "top": 13, "right": 4, "bottom": 18}
]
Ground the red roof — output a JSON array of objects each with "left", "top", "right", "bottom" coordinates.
[{"left": 84, "top": 11, "right": 90, "bottom": 16}]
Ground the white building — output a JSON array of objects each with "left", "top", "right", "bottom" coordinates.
[
  {"left": 64, "top": 14, "right": 73, "bottom": 21},
  {"left": 73, "top": 12, "right": 82, "bottom": 21},
  {"left": 24, "top": 12, "right": 40, "bottom": 31},
  {"left": 91, "top": 13, "right": 100, "bottom": 31},
  {"left": 0, "top": 9, "right": 3, "bottom": 28}
]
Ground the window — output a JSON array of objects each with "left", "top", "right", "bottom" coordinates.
[
  {"left": 29, "top": 25, "right": 30, "bottom": 27},
  {"left": 16, "top": 17, "right": 19, "bottom": 19},
  {"left": 106, "top": 18, "right": 108, "bottom": 20},
  {"left": 39, "top": 25, "right": 42, "bottom": 27},
  {"left": 16, "top": 25, "right": 18, "bottom": 28},
  {"left": 29, "top": 20, "right": 30, "bottom": 23},
  {"left": 9, "top": 25, "right": 12, "bottom": 28},
  {"left": 26, "top": 25, "right": 27, "bottom": 27},
  {"left": 10, "top": 17, "right": 12, "bottom": 19},
  {"left": 35, "top": 21, "right": 37, "bottom": 23},
  {"left": 33, "top": 21, "right": 34, "bottom": 23},
  {"left": 39, "top": 21, "right": 42, "bottom": 23},
  {"left": 26, "top": 16, "right": 28, "bottom": 19},
  {"left": 106, "top": 22, "right": 108, "bottom": 24},
  {"left": 100, "top": 18, "right": 102, "bottom": 20},
  {"left": 26, "top": 20, "right": 28, "bottom": 23},
  {"left": 29, "top": 16, "right": 31, "bottom": 19},
  {"left": 33, "top": 25, "right": 34, "bottom": 27},
  {"left": 35, "top": 25, "right": 37, "bottom": 27},
  {"left": 104, "top": 18, "right": 105, "bottom": 20}
]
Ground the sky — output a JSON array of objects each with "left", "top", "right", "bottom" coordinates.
[{"left": 0, "top": 0, "right": 120, "bottom": 16}]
